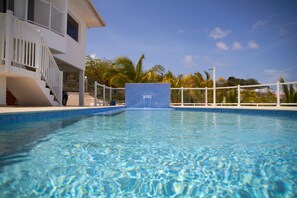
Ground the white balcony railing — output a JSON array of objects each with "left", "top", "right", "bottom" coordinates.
[
  {"left": 0, "top": 11, "right": 62, "bottom": 105},
  {"left": 93, "top": 81, "right": 297, "bottom": 107}
]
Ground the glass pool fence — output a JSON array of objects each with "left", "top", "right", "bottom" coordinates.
[{"left": 94, "top": 81, "right": 297, "bottom": 107}]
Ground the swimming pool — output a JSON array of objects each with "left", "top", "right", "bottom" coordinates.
[{"left": 0, "top": 108, "right": 296, "bottom": 197}]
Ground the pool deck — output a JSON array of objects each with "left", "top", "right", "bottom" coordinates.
[{"left": 0, "top": 105, "right": 296, "bottom": 114}]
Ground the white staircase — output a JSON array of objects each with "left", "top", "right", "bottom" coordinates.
[{"left": 0, "top": 11, "right": 62, "bottom": 106}]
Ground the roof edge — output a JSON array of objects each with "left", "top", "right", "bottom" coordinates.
[{"left": 86, "top": 0, "right": 106, "bottom": 27}]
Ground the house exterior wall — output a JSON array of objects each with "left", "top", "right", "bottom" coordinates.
[
  {"left": 54, "top": 1, "right": 88, "bottom": 71},
  {"left": 2, "top": 0, "right": 91, "bottom": 71}
]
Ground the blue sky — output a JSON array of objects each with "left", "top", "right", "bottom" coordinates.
[{"left": 87, "top": 0, "right": 297, "bottom": 83}]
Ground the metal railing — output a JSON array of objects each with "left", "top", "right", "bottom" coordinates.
[
  {"left": 0, "top": 11, "right": 62, "bottom": 104},
  {"left": 94, "top": 81, "right": 297, "bottom": 107},
  {"left": 94, "top": 81, "right": 125, "bottom": 106}
]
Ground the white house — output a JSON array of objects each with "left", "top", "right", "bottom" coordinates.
[{"left": 0, "top": 0, "right": 105, "bottom": 106}]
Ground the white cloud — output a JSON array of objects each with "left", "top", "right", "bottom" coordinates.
[
  {"left": 252, "top": 20, "right": 267, "bottom": 29},
  {"left": 209, "top": 27, "right": 231, "bottom": 39},
  {"left": 247, "top": 40, "right": 260, "bottom": 49},
  {"left": 183, "top": 55, "right": 196, "bottom": 67},
  {"left": 90, "top": 54, "right": 97, "bottom": 59},
  {"left": 263, "top": 69, "right": 291, "bottom": 82},
  {"left": 232, "top": 41, "right": 242, "bottom": 50},
  {"left": 216, "top": 42, "right": 229, "bottom": 51}
]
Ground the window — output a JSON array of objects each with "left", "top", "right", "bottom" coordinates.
[
  {"left": 51, "top": 5, "right": 63, "bottom": 35},
  {"left": 0, "top": 0, "right": 13, "bottom": 13},
  {"left": 14, "top": 0, "right": 26, "bottom": 20},
  {"left": 27, "top": 0, "right": 34, "bottom": 21},
  {"left": 0, "top": 0, "right": 5, "bottom": 13},
  {"left": 33, "top": 0, "right": 50, "bottom": 28},
  {"left": 67, "top": 14, "right": 78, "bottom": 42}
]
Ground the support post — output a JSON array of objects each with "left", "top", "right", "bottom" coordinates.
[
  {"left": 103, "top": 85, "right": 106, "bottom": 106},
  {"left": 205, "top": 87, "right": 208, "bottom": 106},
  {"left": 213, "top": 67, "right": 216, "bottom": 106},
  {"left": 237, "top": 85, "right": 241, "bottom": 106},
  {"left": 94, "top": 81, "right": 97, "bottom": 106},
  {"left": 181, "top": 87, "right": 184, "bottom": 106},
  {"left": 5, "top": 10, "right": 13, "bottom": 72},
  {"left": 79, "top": 70, "right": 85, "bottom": 106},
  {"left": 110, "top": 88, "right": 112, "bottom": 101},
  {"left": 276, "top": 81, "right": 280, "bottom": 107},
  {"left": 60, "top": 71, "right": 63, "bottom": 106},
  {"left": 0, "top": 76, "right": 7, "bottom": 106}
]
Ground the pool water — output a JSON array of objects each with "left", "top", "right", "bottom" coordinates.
[{"left": 0, "top": 110, "right": 297, "bottom": 197}]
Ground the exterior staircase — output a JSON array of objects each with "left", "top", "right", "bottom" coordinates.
[{"left": 0, "top": 11, "right": 62, "bottom": 106}]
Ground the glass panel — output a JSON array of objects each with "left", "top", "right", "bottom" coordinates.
[
  {"left": 51, "top": 5, "right": 63, "bottom": 35},
  {"left": 14, "top": 0, "right": 26, "bottom": 20},
  {"left": 67, "top": 14, "right": 78, "bottom": 42},
  {"left": 34, "top": 0, "right": 49, "bottom": 28},
  {"left": 0, "top": 0, "right": 5, "bottom": 13}
]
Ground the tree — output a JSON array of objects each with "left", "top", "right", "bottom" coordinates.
[
  {"left": 85, "top": 56, "right": 113, "bottom": 93},
  {"left": 105, "top": 54, "right": 164, "bottom": 87},
  {"left": 162, "top": 70, "right": 183, "bottom": 88},
  {"left": 280, "top": 77, "right": 297, "bottom": 103},
  {"left": 182, "top": 71, "right": 213, "bottom": 103},
  {"left": 162, "top": 71, "right": 184, "bottom": 103}
]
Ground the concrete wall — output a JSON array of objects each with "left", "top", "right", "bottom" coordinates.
[{"left": 125, "top": 83, "right": 171, "bottom": 108}]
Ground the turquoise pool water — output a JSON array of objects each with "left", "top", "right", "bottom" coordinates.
[{"left": 0, "top": 109, "right": 297, "bottom": 197}]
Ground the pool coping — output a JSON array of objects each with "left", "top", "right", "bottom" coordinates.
[
  {"left": 0, "top": 105, "right": 297, "bottom": 115},
  {"left": 173, "top": 106, "right": 297, "bottom": 111}
]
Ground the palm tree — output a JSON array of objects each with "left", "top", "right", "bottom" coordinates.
[
  {"left": 279, "top": 77, "right": 297, "bottom": 103},
  {"left": 162, "top": 70, "right": 183, "bottom": 88},
  {"left": 105, "top": 54, "right": 164, "bottom": 87},
  {"left": 182, "top": 71, "right": 213, "bottom": 103},
  {"left": 162, "top": 71, "right": 184, "bottom": 103}
]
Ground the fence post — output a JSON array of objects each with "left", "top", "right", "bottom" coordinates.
[
  {"left": 276, "top": 81, "right": 280, "bottom": 107},
  {"left": 94, "top": 81, "right": 97, "bottom": 106},
  {"left": 237, "top": 85, "right": 241, "bottom": 106},
  {"left": 205, "top": 87, "right": 208, "bottom": 106},
  {"left": 181, "top": 87, "right": 184, "bottom": 106},
  {"left": 110, "top": 87, "right": 112, "bottom": 102},
  {"left": 103, "top": 85, "right": 106, "bottom": 106},
  {"left": 60, "top": 71, "right": 63, "bottom": 106}
]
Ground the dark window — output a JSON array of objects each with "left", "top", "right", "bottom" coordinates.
[
  {"left": 0, "top": 0, "right": 5, "bottom": 13},
  {"left": 0, "top": 0, "right": 10, "bottom": 13},
  {"left": 7, "top": 0, "right": 13, "bottom": 12},
  {"left": 67, "top": 14, "right": 78, "bottom": 42},
  {"left": 27, "top": 0, "right": 34, "bottom": 21}
]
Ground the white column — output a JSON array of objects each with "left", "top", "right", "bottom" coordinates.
[
  {"left": 94, "top": 81, "right": 97, "bottom": 106},
  {"left": 79, "top": 70, "right": 85, "bottom": 106},
  {"left": 276, "top": 81, "right": 280, "bottom": 107},
  {"left": 237, "top": 85, "right": 241, "bottom": 106},
  {"left": 213, "top": 66, "right": 216, "bottom": 106},
  {"left": 60, "top": 71, "right": 63, "bottom": 106},
  {"left": 103, "top": 85, "right": 106, "bottom": 106},
  {"left": 0, "top": 76, "right": 7, "bottom": 106},
  {"left": 181, "top": 87, "right": 184, "bottom": 106},
  {"left": 5, "top": 11, "right": 13, "bottom": 72},
  {"left": 205, "top": 87, "right": 208, "bottom": 106}
]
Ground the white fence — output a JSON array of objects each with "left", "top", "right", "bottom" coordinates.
[
  {"left": 94, "top": 81, "right": 125, "bottom": 106},
  {"left": 0, "top": 11, "right": 62, "bottom": 104},
  {"left": 94, "top": 81, "right": 297, "bottom": 107}
]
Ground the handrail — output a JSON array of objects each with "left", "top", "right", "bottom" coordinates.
[
  {"left": 94, "top": 81, "right": 296, "bottom": 107},
  {"left": 0, "top": 11, "right": 62, "bottom": 105}
]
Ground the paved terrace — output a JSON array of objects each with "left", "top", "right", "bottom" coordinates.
[{"left": 0, "top": 105, "right": 297, "bottom": 114}]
